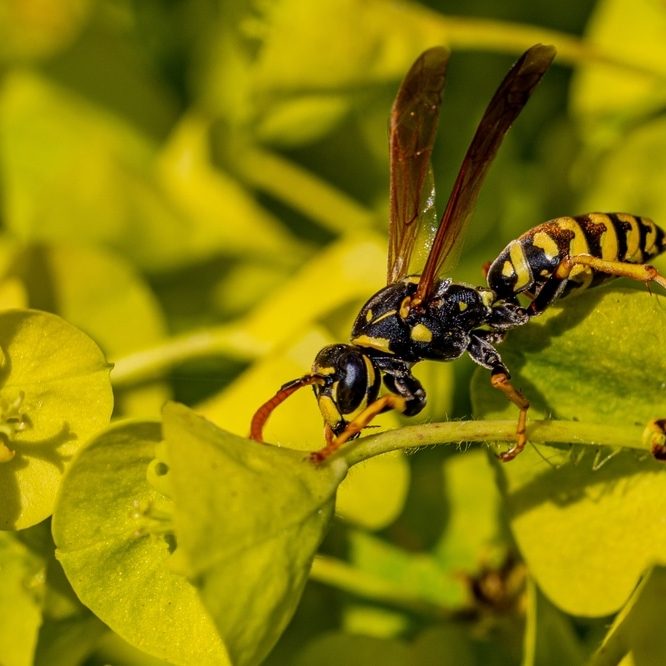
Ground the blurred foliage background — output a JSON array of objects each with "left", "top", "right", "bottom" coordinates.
[{"left": 1, "top": 0, "right": 666, "bottom": 664}]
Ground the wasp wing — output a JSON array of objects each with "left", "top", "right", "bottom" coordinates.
[
  {"left": 413, "top": 44, "right": 556, "bottom": 304},
  {"left": 387, "top": 46, "right": 449, "bottom": 284}
]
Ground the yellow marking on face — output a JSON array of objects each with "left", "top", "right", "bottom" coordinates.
[
  {"left": 508, "top": 242, "right": 532, "bottom": 290},
  {"left": 410, "top": 323, "right": 433, "bottom": 343},
  {"left": 558, "top": 217, "right": 590, "bottom": 281},
  {"left": 319, "top": 386, "right": 369, "bottom": 423},
  {"left": 501, "top": 260, "right": 514, "bottom": 278},
  {"left": 458, "top": 300, "right": 468, "bottom": 311},
  {"left": 617, "top": 213, "right": 641, "bottom": 260},
  {"left": 365, "top": 308, "right": 373, "bottom": 323},
  {"left": 532, "top": 230, "right": 559, "bottom": 260},
  {"left": 318, "top": 395, "right": 342, "bottom": 427},
  {"left": 351, "top": 334, "right": 393, "bottom": 354}
]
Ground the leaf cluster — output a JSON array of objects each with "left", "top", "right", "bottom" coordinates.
[{"left": 0, "top": 0, "right": 665, "bottom": 665}]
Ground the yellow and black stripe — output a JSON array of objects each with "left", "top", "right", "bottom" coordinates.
[{"left": 487, "top": 213, "right": 666, "bottom": 303}]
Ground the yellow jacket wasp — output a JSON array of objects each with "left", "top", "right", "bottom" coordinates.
[{"left": 250, "top": 44, "right": 666, "bottom": 462}]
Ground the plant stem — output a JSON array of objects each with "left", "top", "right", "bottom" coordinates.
[
  {"left": 238, "top": 147, "right": 376, "bottom": 234},
  {"left": 342, "top": 419, "right": 648, "bottom": 467},
  {"left": 422, "top": 14, "right": 663, "bottom": 78},
  {"left": 110, "top": 326, "right": 262, "bottom": 388},
  {"left": 310, "top": 555, "right": 456, "bottom": 619}
]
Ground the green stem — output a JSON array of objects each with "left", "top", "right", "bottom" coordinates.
[
  {"left": 310, "top": 555, "right": 456, "bottom": 619},
  {"left": 342, "top": 419, "right": 648, "bottom": 467},
  {"left": 427, "top": 15, "right": 663, "bottom": 78},
  {"left": 237, "top": 147, "right": 376, "bottom": 234},
  {"left": 110, "top": 326, "right": 263, "bottom": 388}
]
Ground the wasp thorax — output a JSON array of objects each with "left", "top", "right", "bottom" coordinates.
[{"left": 311, "top": 344, "right": 380, "bottom": 435}]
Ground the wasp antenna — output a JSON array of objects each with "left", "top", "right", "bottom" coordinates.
[{"left": 249, "top": 375, "right": 323, "bottom": 443}]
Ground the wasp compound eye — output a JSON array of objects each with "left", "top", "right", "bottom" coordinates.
[{"left": 312, "top": 345, "right": 379, "bottom": 434}]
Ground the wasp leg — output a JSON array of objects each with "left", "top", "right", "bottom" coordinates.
[
  {"left": 530, "top": 254, "right": 666, "bottom": 315},
  {"left": 310, "top": 394, "right": 408, "bottom": 463},
  {"left": 467, "top": 334, "right": 530, "bottom": 462},
  {"left": 310, "top": 368, "right": 425, "bottom": 463},
  {"left": 556, "top": 254, "right": 666, "bottom": 288},
  {"left": 491, "top": 371, "right": 530, "bottom": 462}
]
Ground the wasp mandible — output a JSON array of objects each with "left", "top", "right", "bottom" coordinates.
[{"left": 250, "top": 44, "right": 666, "bottom": 462}]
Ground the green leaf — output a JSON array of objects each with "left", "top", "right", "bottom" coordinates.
[
  {"left": 202, "top": 324, "right": 409, "bottom": 530},
  {"left": 590, "top": 566, "right": 666, "bottom": 666},
  {"left": 523, "top": 580, "right": 586, "bottom": 666},
  {"left": 0, "top": 309, "right": 113, "bottom": 529},
  {"left": 34, "top": 616, "right": 106, "bottom": 666},
  {"left": 53, "top": 421, "right": 229, "bottom": 666},
  {"left": 579, "top": 118, "right": 666, "bottom": 229},
  {"left": 434, "top": 450, "right": 505, "bottom": 573},
  {"left": 471, "top": 289, "right": 666, "bottom": 616},
  {"left": 0, "top": 529, "right": 46, "bottom": 666},
  {"left": 162, "top": 402, "right": 347, "bottom": 666},
  {"left": 571, "top": 0, "right": 666, "bottom": 127},
  {"left": 3, "top": 242, "right": 169, "bottom": 417}
]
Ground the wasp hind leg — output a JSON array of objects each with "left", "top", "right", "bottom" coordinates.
[{"left": 529, "top": 254, "right": 666, "bottom": 315}]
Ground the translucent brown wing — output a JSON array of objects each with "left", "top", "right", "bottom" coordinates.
[
  {"left": 387, "top": 46, "right": 449, "bottom": 284},
  {"left": 413, "top": 44, "right": 557, "bottom": 304}
]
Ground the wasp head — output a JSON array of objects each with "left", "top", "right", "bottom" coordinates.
[
  {"left": 249, "top": 344, "right": 380, "bottom": 442},
  {"left": 311, "top": 344, "right": 380, "bottom": 436}
]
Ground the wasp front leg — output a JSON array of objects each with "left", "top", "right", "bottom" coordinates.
[
  {"left": 468, "top": 333, "right": 530, "bottom": 462},
  {"left": 310, "top": 366, "right": 426, "bottom": 463}
]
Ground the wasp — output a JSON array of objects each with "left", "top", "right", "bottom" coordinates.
[{"left": 250, "top": 44, "right": 666, "bottom": 462}]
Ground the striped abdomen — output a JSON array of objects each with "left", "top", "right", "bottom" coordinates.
[{"left": 487, "top": 212, "right": 666, "bottom": 301}]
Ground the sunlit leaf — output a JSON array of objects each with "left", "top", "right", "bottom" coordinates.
[
  {"left": 0, "top": 529, "right": 46, "bottom": 666},
  {"left": 571, "top": 0, "right": 666, "bottom": 129},
  {"left": 472, "top": 289, "right": 666, "bottom": 616},
  {"left": 249, "top": 0, "right": 445, "bottom": 145},
  {"left": 0, "top": 310, "right": 113, "bottom": 529},
  {"left": 591, "top": 566, "right": 666, "bottom": 665},
  {"left": 53, "top": 420, "right": 229, "bottom": 666},
  {"left": 578, "top": 118, "right": 666, "bottom": 230},
  {"left": 434, "top": 451, "right": 504, "bottom": 572},
  {"left": 2, "top": 243, "right": 169, "bottom": 417},
  {"left": 156, "top": 114, "right": 310, "bottom": 265},
  {"left": 163, "top": 402, "right": 346, "bottom": 666}
]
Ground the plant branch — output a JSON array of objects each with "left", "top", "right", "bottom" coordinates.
[
  {"left": 110, "top": 326, "right": 262, "bottom": 387},
  {"left": 342, "top": 419, "right": 650, "bottom": 467},
  {"left": 310, "top": 554, "right": 457, "bottom": 619}
]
